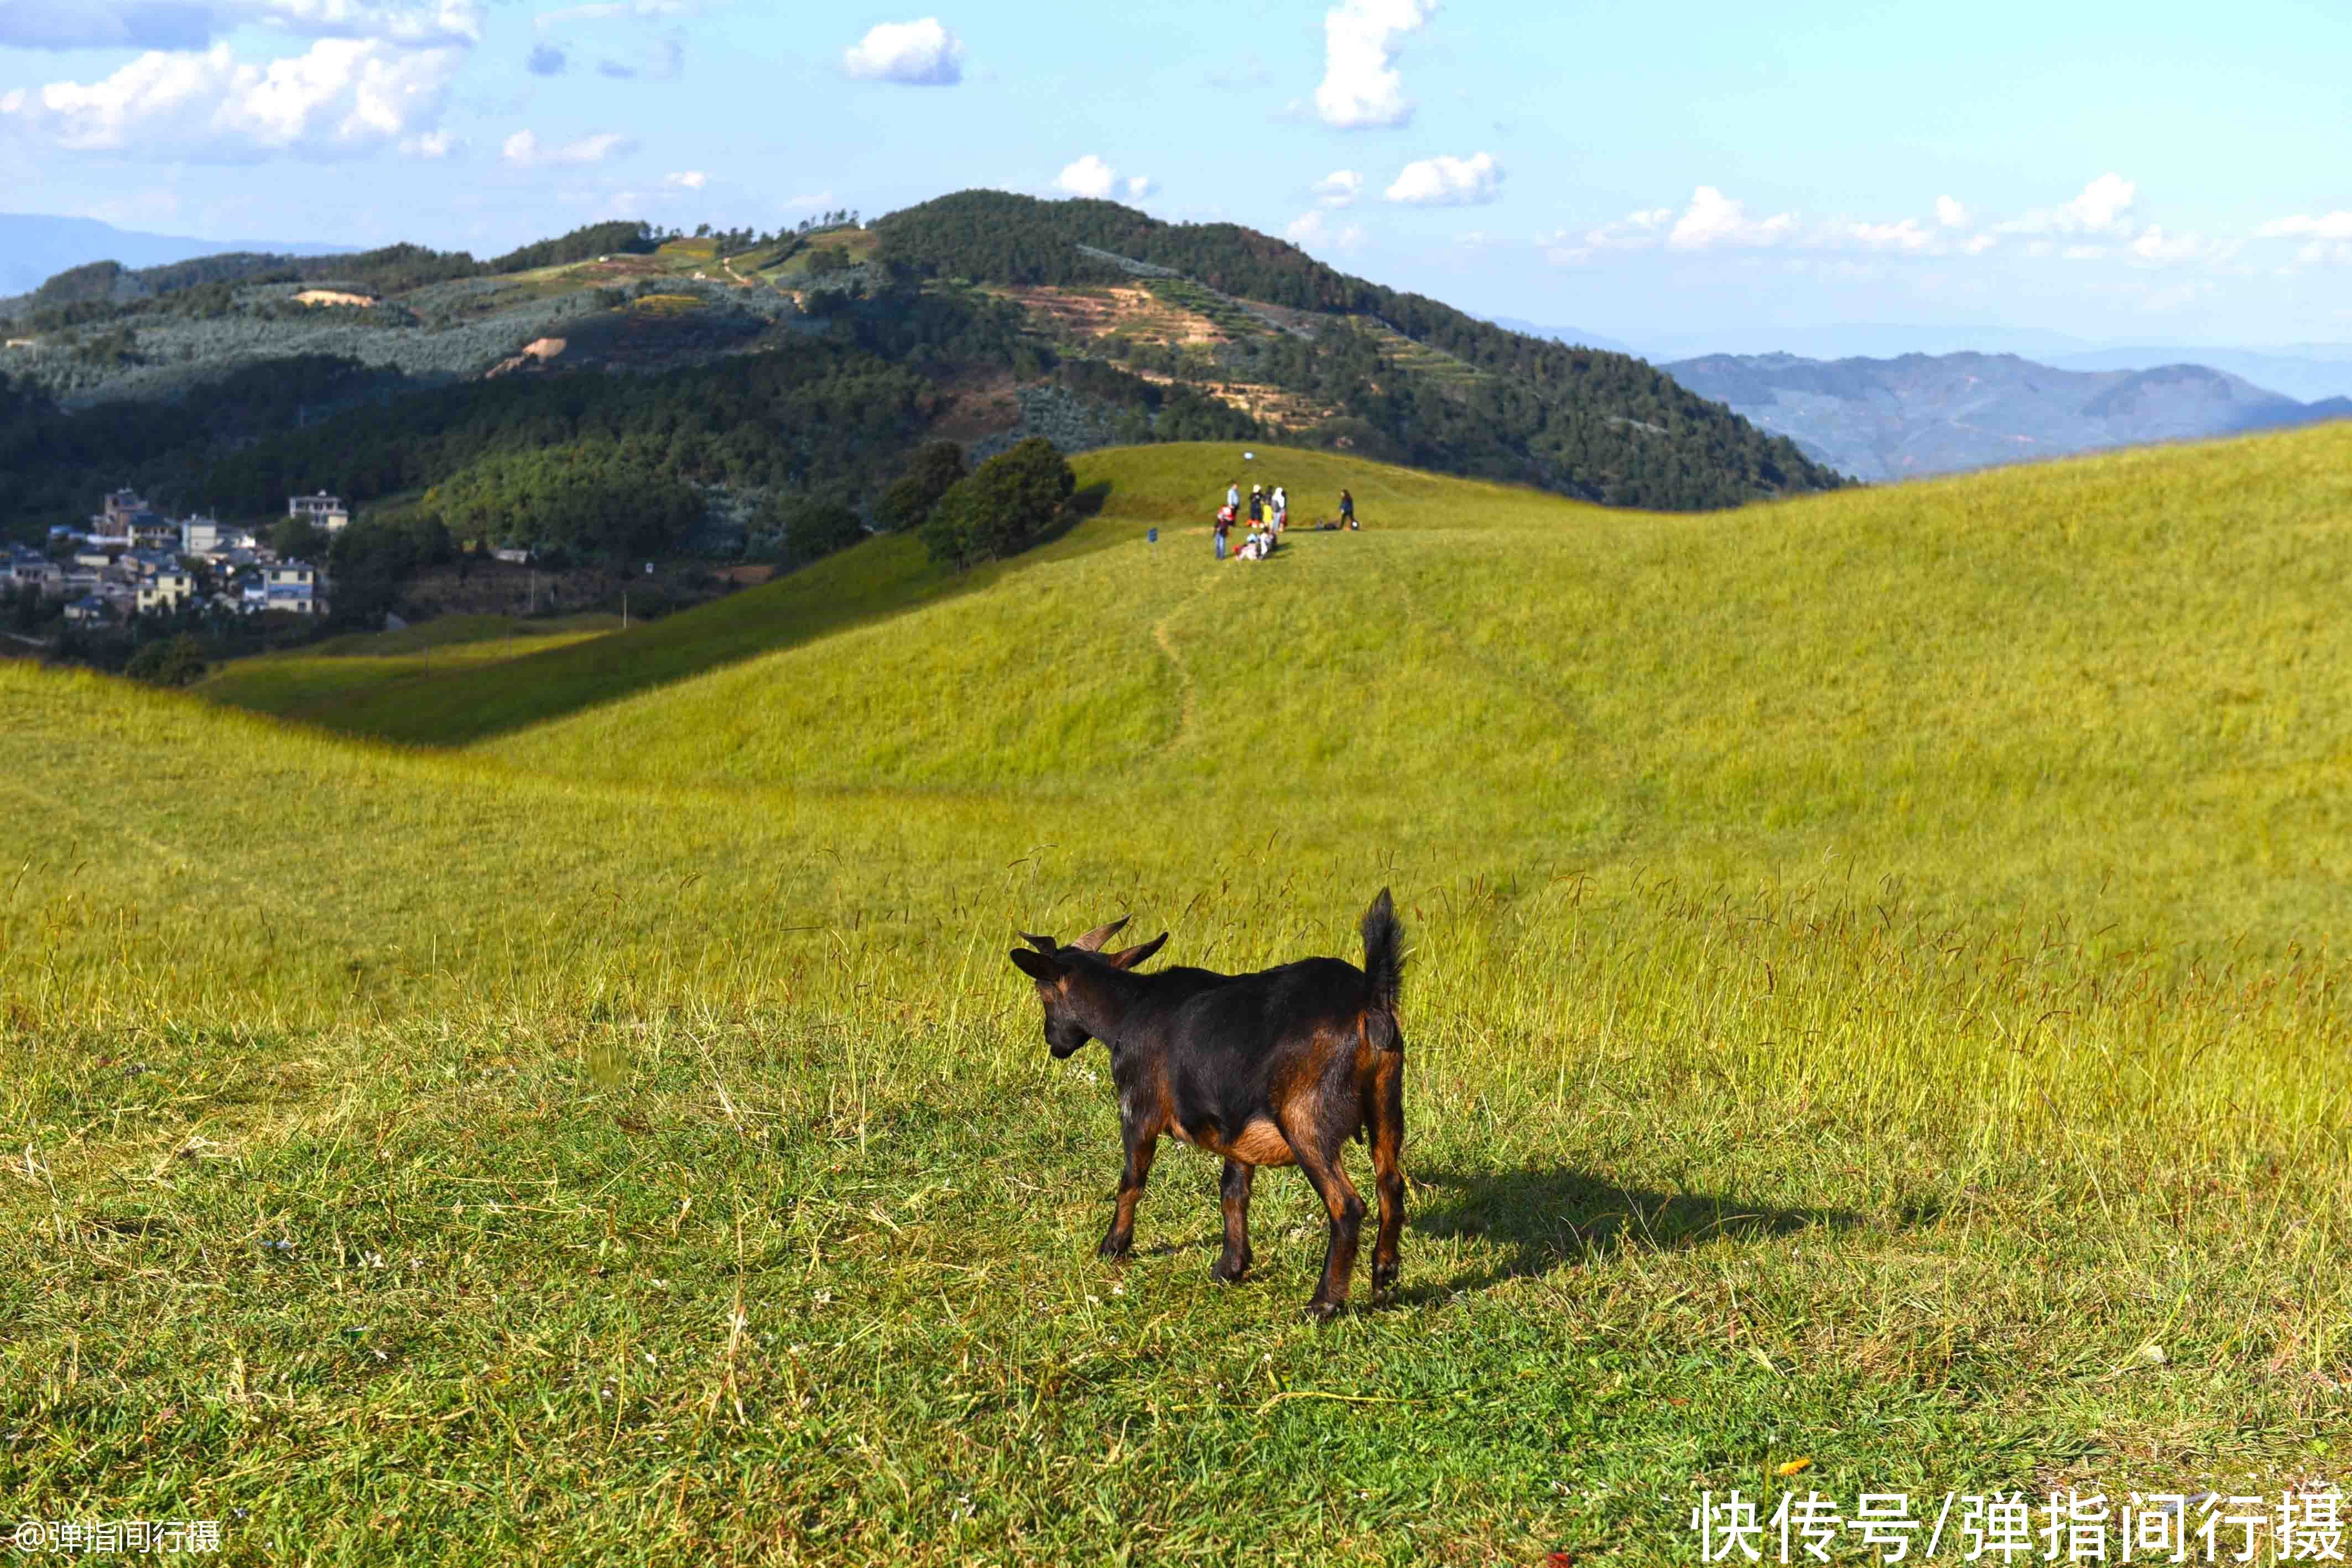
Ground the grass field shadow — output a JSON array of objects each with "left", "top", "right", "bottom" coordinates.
[{"left": 1399, "top": 1166, "right": 1862, "bottom": 1303}]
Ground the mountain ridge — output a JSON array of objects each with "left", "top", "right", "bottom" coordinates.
[
  {"left": 0, "top": 212, "right": 357, "bottom": 296},
  {"left": 1663, "top": 348, "right": 2348, "bottom": 481}
]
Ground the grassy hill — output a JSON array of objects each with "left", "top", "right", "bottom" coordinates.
[
  {"left": 195, "top": 612, "right": 620, "bottom": 721},
  {"left": 4, "top": 430, "right": 2349, "bottom": 1562}
]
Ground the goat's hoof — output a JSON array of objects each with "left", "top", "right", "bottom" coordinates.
[
  {"left": 1371, "top": 1260, "right": 1399, "bottom": 1293},
  {"left": 1210, "top": 1258, "right": 1250, "bottom": 1284},
  {"left": 1304, "top": 1299, "right": 1343, "bottom": 1323},
  {"left": 1096, "top": 1236, "right": 1132, "bottom": 1261}
]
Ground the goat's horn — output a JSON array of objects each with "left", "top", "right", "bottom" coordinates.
[
  {"left": 1068, "top": 916, "right": 1131, "bottom": 952},
  {"left": 1018, "top": 932, "right": 1057, "bottom": 952}
]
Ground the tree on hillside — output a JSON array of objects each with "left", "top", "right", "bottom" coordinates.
[
  {"left": 920, "top": 437, "right": 1074, "bottom": 570},
  {"left": 272, "top": 516, "right": 326, "bottom": 561},
  {"left": 329, "top": 509, "right": 452, "bottom": 625},
  {"left": 874, "top": 441, "right": 966, "bottom": 533},
  {"left": 776, "top": 493, "right": 866, "bottom": 567},
  {"left": 125, "top": 633, "right": 207, "bottom": 687}
]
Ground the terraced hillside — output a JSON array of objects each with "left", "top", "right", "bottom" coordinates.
[{"left": 6, "top": 430, "right": 2348, "bottom": 1562}]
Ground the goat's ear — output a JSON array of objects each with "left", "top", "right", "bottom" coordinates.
[
  {"left": 1067, "top": 916, "right": 1131, "bottom": 952},
  {"left": 1104, "top": 932, "right": 1168, "bottom": 971},
  {"left": 1018, "top": 931, "right": 1057, "bottom": 953},
  {"left": 1010, "top": 948, "right": 1064, "bottom": 983}
]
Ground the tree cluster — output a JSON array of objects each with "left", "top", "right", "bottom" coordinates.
[
  {"left": 920, "top": 437, "right": 1074, "bottom": 570},
  {"left": 873, "top": 441, "right": 967, "bottom": 534}
]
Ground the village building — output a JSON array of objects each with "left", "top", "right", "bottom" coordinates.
[
  {"left": 264, "top": 560, "right": 325, "bottom": 615},
  {"left": 181, "top": 515, "right": 252, "bottom": 555},
  {"left": 63, "top": 595, "right": 110, "bottom": 624},
  {"left": 288, "top": 492, "right": 351, "bottom": 533},
  {"left": 98, "top": 489, "right": 149, "bottom": 532},
  {"left": 126, "top": 514, "right": 180, "bottom": 551},
  {"left": 138, "top": 571, "right": 196, "bottom": 614},
  {"left": 7, "top": 552, "right": 65, "bottom": 596}
]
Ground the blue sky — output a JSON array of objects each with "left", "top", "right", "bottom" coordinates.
[{"left": 3, "top": 0, "right": 2349, "bottom": 349}]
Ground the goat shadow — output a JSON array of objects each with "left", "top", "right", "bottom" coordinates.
[{"left": 1396, "top": 1165, "right": 1864, "bottom": 1305}]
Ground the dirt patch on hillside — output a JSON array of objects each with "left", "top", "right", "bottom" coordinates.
[
  {"left": 1123, "top": 367, "right": 1335, "bottom": 429},
  {"left": 574, "top": 257, "right": 672, "bottom": 282},
  {"left": 997, "top": 285, "right": 1229, "bottom": 347},
  {"left": 926, "top": 366, "right": 1025, "bottom": 445}
]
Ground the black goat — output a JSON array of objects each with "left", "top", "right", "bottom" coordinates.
[{"left": 1010, "top": 890, "right": 1407, "bottom": 1319}]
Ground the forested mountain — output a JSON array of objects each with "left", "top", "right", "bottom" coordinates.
[{"left": 873, "top": 191, "right": 1842, "bottom": 508}]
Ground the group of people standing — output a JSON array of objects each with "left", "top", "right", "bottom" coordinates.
[
  {"left": 1215, "top": 479, "right": 1286, "bottom": 561},
  {"left": 1213, "top": 479, "right": 1357, "bottom": 562}
]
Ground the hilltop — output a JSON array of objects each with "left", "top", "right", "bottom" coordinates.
[
  {"left": 1663, "top": 348, "right": 2350, "bottom": 480},
  {"left": 6, "top": 424, "right": 2348, "bottom": 1559}
]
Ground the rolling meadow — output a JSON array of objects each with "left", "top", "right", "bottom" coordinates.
[{"left": 3, "top": 435, "right": 2349, "bottom": 1564}]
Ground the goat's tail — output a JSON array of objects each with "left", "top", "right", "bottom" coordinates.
[{"left": 1360, "top": 886, "right": 1405, "bottom": 1052}]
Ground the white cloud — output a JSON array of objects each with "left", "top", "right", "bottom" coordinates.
[
  {"left": 1124, "top": 175, "right": 1157, "bottom": 200},
  {"left": 1285, "top": 210, "right": 1364, "bottom": 255},
  {"left": 1384, "top": 151, "right": 1501, "bottom": 207},
  {"left": 1667, "top": 185, "right": 1796, "bottom": 249},
  {"left": 2126, "top": 225, "right": 2218, "bottom": 264},
  {"left": 1536, "top": 177, "right": 2258, "bottom": 272},
  {"left": 2001, "top": 173, "right": 2137, "bottom": 237},
  {"left": 842, "top": 17, "right": 963, "bottom": 86},
  {"left": 1314, "top": 0, "right": 1434, "bottom": 130},
  {"left": 664, "top": 169, "right": 706, "bottom": 189},
  {"left": 1539, "top": 207, "right": 1671, "bottom": 265},
  {"left": 535, "top": 1, "right": 698, "bottom": 25},
  {"left": 0, "top": 37, "right": 464, "bottom": 159},
  {"left": 1843, "top": 217, "right": 1933, "bottom": 253},
  {"left": 2063, "top": 173, "right": 2135, "bottom": 232},
  {"left": 502, "top": 128, "right": 633, "bottom": 165},
  {"left": 398, "top": 127, "right": 454, "bottom": 157},
  {"left": 0, "top": 0, "right": 483, "bottom": 50},
  {"left": 2257, "top": 211, "right": 2352, "bottom": 241},
  {"left": 1055, "top": 154, "right": 1115, "bottom": 199},
  {"left": 1313, "top": 169, "right": 1362, "bottom": 208},
  {"left": 260, "top": 0, "right": 482, "bottom": 42}
]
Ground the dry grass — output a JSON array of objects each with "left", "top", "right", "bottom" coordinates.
[{"left": 4, "top": 429, "right": 2350, "bottom": 1561}]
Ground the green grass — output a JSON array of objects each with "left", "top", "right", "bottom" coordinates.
[
  {"left": 197, "top": 614, "right": 618, "bottom": 721},
  {"left": 5, "top": 430, "right": 2351, "bottom": 1562}
]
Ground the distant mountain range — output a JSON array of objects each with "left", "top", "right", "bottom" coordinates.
[
  {"left": 1662, "top": 351, "right": 2352, "bottom": 482},
  {"left": 1509, "top": 318, "right": 2352, "bottom": 405},
  {"left": 2042, "top": 346, "right": 2352, "bottom": 405},
  {"left": 0, "top": 213, "right": 355, "bottom": 295}
]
